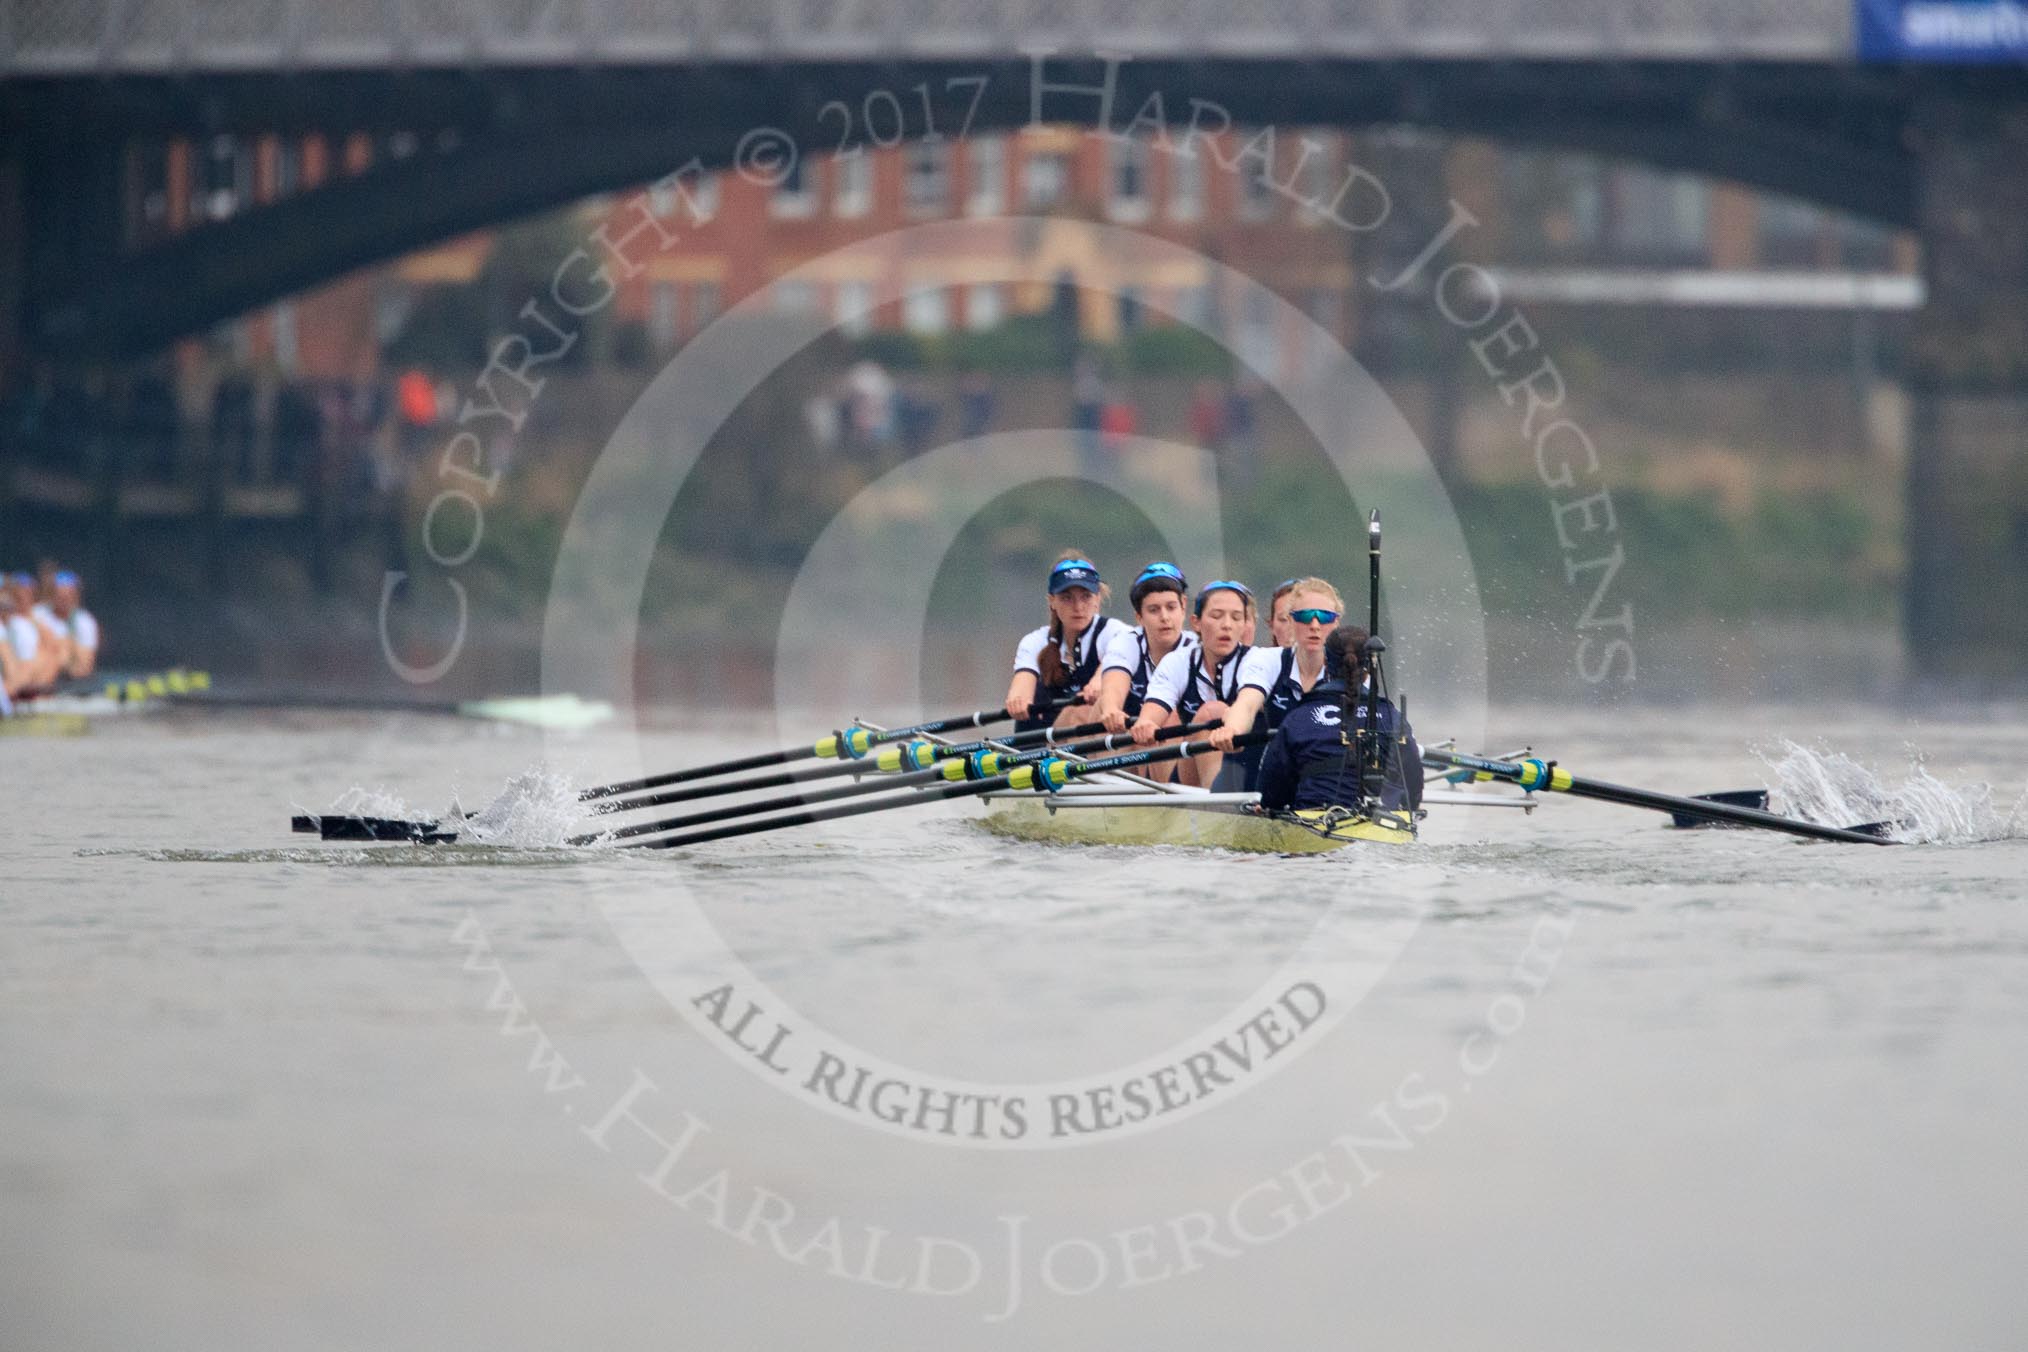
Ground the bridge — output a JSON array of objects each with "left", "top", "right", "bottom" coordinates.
[{"left": 1, "top": 0, "right": 2024, "bottom": 681}]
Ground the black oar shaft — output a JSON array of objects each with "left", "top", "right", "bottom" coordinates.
[
  {"left": 591, "top": 723, "right": 1205, "bottom": 844},
  {"left": 1424, "top": 749, "right": 1894, "bottom": 846},
  {"left": 628, "top": 731, "right": 1262, "bottom": 851},
  {"left": 588, "top": 718, "right": 1108, "bottom": 816},
  {"left": 576, "top": 701, "right": 1062, "bottom": 801}
]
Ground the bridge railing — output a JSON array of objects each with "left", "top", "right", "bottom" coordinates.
[{"left": 2, "top": 0, "right": 1853, "bottom": 72}]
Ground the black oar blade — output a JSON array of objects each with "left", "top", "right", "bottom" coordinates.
[
  {"left": 309, "top": 814, "right": 456, "bottom": 844},
  {"left": 1667, "top": 789, "right": 1770, "bottom": 830}
]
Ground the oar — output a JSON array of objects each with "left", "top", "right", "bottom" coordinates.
[
  {"left": 584, "top": 717, "right": 1109, "bottom": 817},
  {"left": 627, "top": 730, "right": 1268, "bottom": 851},
  {"left": 575, "top": 721, "right": 1213, "bottom": 844},
  {"left": 575, "top": 700, "right": 1071, "bottom": 801},
  {"left": 291, "top": 699, "right": 1078, "bottom": 838},
  {"left": 1422, "top": 748, "right": 1896, "bottom": 846}
]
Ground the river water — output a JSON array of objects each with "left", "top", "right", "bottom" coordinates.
[{"left": 4, "top": 701, "right": 2025, "bottom": 1350}]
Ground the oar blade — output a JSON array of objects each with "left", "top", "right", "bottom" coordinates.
[
  {"left": 304, "top": 813, "right": 456, "bottom": 844},
  {"left": 1667, "top": 789, "right": 1770, "bottom": 830}
]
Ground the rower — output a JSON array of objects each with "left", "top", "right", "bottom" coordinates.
[
  {"left": 1207, "top": 577, "right": 1344, "bottom": 785},
  {"left": 1003, "top": 552, "right": 1115, "bottom": 733},
  {"left": 1254, "top": 624, "right": 1423, "bottom": 816},
  {"left": 1128, "top": 579, "right": 1278, "bottom": 787},
  {"left": 37, "top": 570, "right": 99, "bottom": 679},
  {"left": 1266, "top": 578, "right": 1302, "bottom": 647},
  {"left": 1093, "top": 562, "right": 1198, "bottom": 734},
  {"left": 0, "top": 579, "right": 26, "bottom": 704},
  {"left": 2, "top": 572, "right": 61, "bottom": 695}
]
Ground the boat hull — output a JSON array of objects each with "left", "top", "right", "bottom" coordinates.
[{"left": 976, "top": 797, "right": 1414, "bottom": 853}]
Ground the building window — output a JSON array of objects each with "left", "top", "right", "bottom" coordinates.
[
  {"left": 1176, "top": 284, "right": 1214, "bottom": 328},
  {"left": 1237, "top": 286, "right": 1278, "bottom": 374},
  {"left": 131, "top": 141, "right": 170, "bottom": 244},
  {"left": 773, "top": 280, "right": 823, "bottom": 316},
  {"left": 688, "top": 281, "right": 721, "bottom": 335},
  {"left": 1238, "top": 136, "right": 1276, "bottom": 223},
  {"left": 650, "top": 281, "right": 679, "bottom": 349},
  {"left": 836, "top": 281, "right": 876, "bottom": 336},
  {"left": 201, "top": 134, "right": 248, "bottom": 222},
  {"left": 1117, "top": 286, "right": 1144, "bottom": 332},
  {"left": 272, "top": 301, "right": 298, "bottom": 373},
  {"left": 1294, "top": 135, "right": 1335, "bottom": 225},
  {"left": 834, "top": 153, "right": 873, "bottom": 218},
  {"left": 1168, "top": 147, "right": 1204, "bottom": 222},
  {"left": 905, "top": 141, "right": 950, "bottom": 217},
  {"left": 1108, "top": 138, "right": 1151, "bottom": 222},
  {"left": 965, "top": 283, "right": 1003, "bottom": 331},
  {"left": 903, "top": 285, "right": 950, "bottom": 335},
  {"left": 966, "top": 136, "right": 1005, "bottom": 215},
  {"left": 1307, "top": 288, "right": 1343, "bottom": 342},
  {"left": 770, "top": 157, "right": 816, "bottom": 218},
  {"left": 274, "top": 137, "right": 302, "bottom": 199},
  {"left": 1758, "top": 193, "right": 1830, "bottom": 268},
  {"left": 651, "top": 171, "right": 719, "bottom": 223},
  {"left": 1610, "top": 168, "right": 1708, "bottom": 263},
  {"left": 1023, "top": 150, "right": 1071, "bottom": 209}
]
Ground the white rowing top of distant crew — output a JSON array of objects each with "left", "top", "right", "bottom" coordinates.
[{"left": 0, "top": 567, "right": 101, "bottom": 710}]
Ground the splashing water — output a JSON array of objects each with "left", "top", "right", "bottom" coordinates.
[
  {"left": 1760, "top": 740, "right": 2026, "bottom": 845},
  {"left": 321, "top": 768, "right": 606, "bottom": 849},
  {"left": 325, "top": 785, "right": 429, "bottom": 821},
  {"left": 458, "top": 766, "right": 605, "bottom": 848}
]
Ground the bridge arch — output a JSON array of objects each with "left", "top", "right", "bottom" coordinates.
[{"left": 11, "top": 58, "right": 1922, "bottom": 359}]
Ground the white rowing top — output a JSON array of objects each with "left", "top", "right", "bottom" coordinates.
[
  {"left": 32, "top": 602, "right": 98, "bottom": 652},
  {"left": 1011, "top": 618, "right": 1110, "bottom": 677},
  {"left": 1141, "top": 643, "right": 1284, "bottom": 713},
  {"left": 6, "top": 613, "right": 40, "bottom": 662},
  {"left": 1097, "top": 623, "right": 1197, "bottom": 676}
]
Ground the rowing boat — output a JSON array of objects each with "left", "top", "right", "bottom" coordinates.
[{"left": 977, "top": 789, "right": 1418, "bottom": 852}]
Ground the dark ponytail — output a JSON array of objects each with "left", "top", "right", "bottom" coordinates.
[{"left": 1038, "top": 613, "right": 1069, "bottom": 689}]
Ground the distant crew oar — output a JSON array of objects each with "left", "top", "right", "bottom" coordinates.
[
  {"left": 625, "top": 730, "right": 1267, "bottom": 852},
  {"left": 575, "top": 700, "right": 1070, "bottom": 801},
  {"left": 578, "top": 722, "right": 1212, "bottom": 844},
  {"left": 1423, "top": 748, "right": 1896, "bottom": 846},
  {"left": 585, "top": 716, "right": 1110, "bottom": 817}
]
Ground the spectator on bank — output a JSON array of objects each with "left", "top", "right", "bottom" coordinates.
[
  {"left": 845, "top": 360, "right": 896, "bottom": 457},
  {"left": 1071, "top": 353, "right": 1106, "bottom": 474},
  {"left": 1188, "top": 379, "right": 1226, "bottom": 450},
  {"left": 958, "top": 370, "right": 997, "bottom": 440},
  {"left": 127, "top": 367, "right": 180, "bottom": 478},
  {"left": 896, "top": 379, "right": 942, "bottom": 455},
  {"left": 1100, "top": 391, "right": 1139, "bottom": 450},
  {"left": 212, "top": 372, "right": 258, "bottom": 482},
  {"left": 271, "top": 379, "right": 324, "bottom": 485}
]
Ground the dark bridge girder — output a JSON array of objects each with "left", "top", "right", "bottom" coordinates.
[{"left": 1, "top": 57, "right": 1985, "bottom": 359}]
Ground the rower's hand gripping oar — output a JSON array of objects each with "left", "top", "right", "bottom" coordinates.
[
  {"left": 1421, "top": 748, "right": 1897, "bottom": 846},
  {"left": 625, "top": 729, "right": 1269, "bottom": 851},
  {"left": 574, "top": 721, "right": 1215, "bottom": 844}
]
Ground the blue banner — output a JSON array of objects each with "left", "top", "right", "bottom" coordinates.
[{"left": 1859, "top": 0, "right": 2028, "bottom": 60}]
